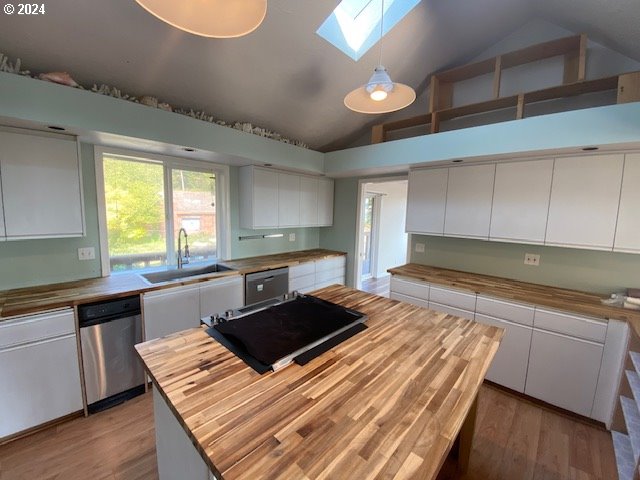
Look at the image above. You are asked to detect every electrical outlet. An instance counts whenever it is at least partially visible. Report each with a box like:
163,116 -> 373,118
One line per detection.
524,253 -> 540,266
289,233 -> 296,242
415,243 -> 425,253
78,247 -> 96,261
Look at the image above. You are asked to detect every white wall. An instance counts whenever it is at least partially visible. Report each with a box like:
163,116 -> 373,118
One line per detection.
365,181 -> 408,278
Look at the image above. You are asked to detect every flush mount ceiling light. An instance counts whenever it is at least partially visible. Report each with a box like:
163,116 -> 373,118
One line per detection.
136,0 -> 267,38
343,0 -> 416,114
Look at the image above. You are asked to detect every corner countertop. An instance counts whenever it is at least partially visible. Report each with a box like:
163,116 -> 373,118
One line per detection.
388,263 -> 640,326
135,285 -> 503,480
0,249 -> 346,319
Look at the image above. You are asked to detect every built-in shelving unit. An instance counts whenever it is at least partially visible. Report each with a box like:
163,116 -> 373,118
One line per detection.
371,34 -> 640,144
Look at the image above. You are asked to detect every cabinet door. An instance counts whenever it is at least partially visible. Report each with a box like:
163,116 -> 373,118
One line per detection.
406,168 -> 448,235
546,154 -> 624,250
299,176 -> 319,227
444,164 -> 495,239
525,329 -> 603,417
278,173 -> 301,227
0,164 -> 5,239
475,314 -> 532,393
317,178 -> 334,226
490,159 -> 553,244
614,153 -> 640,253
143,284 -> 201,341
199,276 -> 244,317
0,130 -> 84,238
0,309 -> 82,438
252,168 -> 279,228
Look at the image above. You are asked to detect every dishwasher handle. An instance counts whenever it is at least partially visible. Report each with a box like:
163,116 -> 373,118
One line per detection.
79,311 -> 141,329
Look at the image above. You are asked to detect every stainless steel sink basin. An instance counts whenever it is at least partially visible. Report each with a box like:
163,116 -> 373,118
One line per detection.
140,264 -> 235,284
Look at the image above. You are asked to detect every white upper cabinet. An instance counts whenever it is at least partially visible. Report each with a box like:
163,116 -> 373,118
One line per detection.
614,153 -> 640,253
239,166 -> 279,229
277,173 -> 300,227
239,166 -> 333,229
444,164 -> 495,239
0,129 -> 84,239
0,165 -> 5,239
317,177 -> 334,227
546,154 -> 624,250
299,176 -> 318,227
490,159 -> 554,244
406,168 -> 448,235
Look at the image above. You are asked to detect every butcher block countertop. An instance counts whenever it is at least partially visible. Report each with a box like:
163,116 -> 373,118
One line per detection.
0,249 -> 345,319
136,285 -> 503,480
219,248 -> 346,274
388,264 -> 640,326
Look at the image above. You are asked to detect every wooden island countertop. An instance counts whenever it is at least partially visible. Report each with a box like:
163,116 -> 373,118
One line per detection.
135,285 -> 503,480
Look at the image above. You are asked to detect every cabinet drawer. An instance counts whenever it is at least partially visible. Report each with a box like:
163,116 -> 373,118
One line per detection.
315,267 -> 345,283
429,301 -> 474,321
290,273 -> 315,292
429,286 -> 476,311
533,308 -> 607,343
390,276 -> 429,300
315,256 -> 346,272
476,295 -> 534,326
289,261 -> 315,279
390,292 -> 430,309
0,309 -> 75,349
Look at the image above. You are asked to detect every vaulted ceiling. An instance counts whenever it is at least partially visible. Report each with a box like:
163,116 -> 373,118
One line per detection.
0,0 -> 639,152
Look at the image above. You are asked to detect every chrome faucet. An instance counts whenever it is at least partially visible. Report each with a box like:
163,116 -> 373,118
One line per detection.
177,228 -> 190,269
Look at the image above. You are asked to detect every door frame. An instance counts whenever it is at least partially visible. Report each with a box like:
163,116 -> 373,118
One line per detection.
353,175 -> 408,290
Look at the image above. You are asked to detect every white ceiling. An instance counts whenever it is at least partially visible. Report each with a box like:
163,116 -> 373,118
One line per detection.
0,0 -> 638,151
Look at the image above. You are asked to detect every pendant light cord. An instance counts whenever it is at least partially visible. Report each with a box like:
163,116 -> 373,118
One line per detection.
378,0 -> 384,66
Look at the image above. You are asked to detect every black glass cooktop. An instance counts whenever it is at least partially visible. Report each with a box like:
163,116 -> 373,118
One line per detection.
206,294 -> 367,373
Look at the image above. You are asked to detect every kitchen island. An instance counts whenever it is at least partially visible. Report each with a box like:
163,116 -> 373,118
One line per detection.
135,285 -> 503,480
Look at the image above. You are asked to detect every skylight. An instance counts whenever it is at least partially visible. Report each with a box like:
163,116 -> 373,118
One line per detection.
317,0 -> 421,61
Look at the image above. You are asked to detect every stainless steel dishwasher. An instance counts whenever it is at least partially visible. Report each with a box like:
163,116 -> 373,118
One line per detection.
245,267 -> 289,305
78,296 -> 145,413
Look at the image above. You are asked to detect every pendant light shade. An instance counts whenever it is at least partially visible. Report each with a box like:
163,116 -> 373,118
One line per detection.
136,0 -> 267,38
344,65 -> 416,114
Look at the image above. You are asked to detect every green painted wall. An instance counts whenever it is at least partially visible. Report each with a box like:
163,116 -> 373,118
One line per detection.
318,177 -> 360,288
227,166 -> 320,259
0,143 -> 102,289
409,235 -> 640,295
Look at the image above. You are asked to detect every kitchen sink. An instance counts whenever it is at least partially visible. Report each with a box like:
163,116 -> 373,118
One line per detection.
140,264 -> 235,284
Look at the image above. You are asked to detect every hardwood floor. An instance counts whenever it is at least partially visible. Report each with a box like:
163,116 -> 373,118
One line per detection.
361,275 -> 390,297
0,385 -> 616,480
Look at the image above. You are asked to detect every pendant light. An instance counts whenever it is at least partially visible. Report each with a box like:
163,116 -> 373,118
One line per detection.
344,0 -> 416,114
136,0 -> 267,38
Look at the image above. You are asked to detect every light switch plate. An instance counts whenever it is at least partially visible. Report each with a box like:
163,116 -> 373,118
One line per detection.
524,253 -> 540,266
289,233 -> 296,242
415,243 -> 425,253
78,247 -> 95,261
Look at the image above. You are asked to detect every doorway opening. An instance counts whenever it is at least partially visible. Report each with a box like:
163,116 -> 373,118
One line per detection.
355,177 -> 408,295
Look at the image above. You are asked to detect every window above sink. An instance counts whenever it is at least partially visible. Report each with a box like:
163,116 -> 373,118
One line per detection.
95,147 -> 230,275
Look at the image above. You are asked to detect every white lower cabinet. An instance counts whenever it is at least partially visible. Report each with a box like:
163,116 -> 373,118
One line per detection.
525,328 -> 604,417
0,309 -> 83,438
199,276 -> 244,318
153,388 -> 211,480
143,284 -> 202,341
475,314 -> 532,393
314,257 -> 346,289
